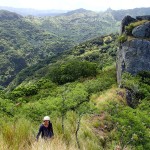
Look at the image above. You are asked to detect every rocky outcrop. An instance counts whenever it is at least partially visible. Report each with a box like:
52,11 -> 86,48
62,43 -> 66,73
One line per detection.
117,15 -> 150,106
117,15 -> 150,86
136,15 -> 150,21
132,22 -> 150,38
120,15 -> 136,34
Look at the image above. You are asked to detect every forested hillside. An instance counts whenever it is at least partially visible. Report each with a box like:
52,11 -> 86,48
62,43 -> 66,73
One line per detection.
6,34 -> 117,90
0,10 -> 74,87
0,8 -> 150,150
0,9 -> 118,88
1,7 -> 150,88
0,32 -> 149,150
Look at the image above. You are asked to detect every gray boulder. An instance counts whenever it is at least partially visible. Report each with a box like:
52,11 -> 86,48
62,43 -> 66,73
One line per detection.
132,22 -> 150,38
120,15 -> 136,34
117,39 -> 150,85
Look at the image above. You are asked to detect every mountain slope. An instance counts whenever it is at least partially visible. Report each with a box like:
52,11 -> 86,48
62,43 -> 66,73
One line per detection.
32,11 -> 118,43
0,9 -> 118,88
0,10 -> 22,19
1,7 -> 150,17
1,7 -> 150,87
26,7 -> 150,43
109,7 -> 150,21
0,33 -> 149,149
0,11 -> 149,150
0,11 -> 74,87
0,6 -> 68,16
7,34 -> 118,90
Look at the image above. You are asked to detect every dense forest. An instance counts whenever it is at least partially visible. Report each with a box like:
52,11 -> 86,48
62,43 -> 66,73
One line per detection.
0,8 -> 150,150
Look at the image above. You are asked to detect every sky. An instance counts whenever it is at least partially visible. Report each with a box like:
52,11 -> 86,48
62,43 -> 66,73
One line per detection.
0,0 -> 150,11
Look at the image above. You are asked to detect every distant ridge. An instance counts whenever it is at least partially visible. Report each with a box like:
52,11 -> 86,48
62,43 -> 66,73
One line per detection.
0,6 -> 150,17
63,8 -> 95,16
0,10 -> 22,20
109,7 -> 150,20
0,6 -> 68,16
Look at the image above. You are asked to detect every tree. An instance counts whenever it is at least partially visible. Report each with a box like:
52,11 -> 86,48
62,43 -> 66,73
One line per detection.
49,60 -> 97,84
56,83 -> 89,134
75,102 -> 95,149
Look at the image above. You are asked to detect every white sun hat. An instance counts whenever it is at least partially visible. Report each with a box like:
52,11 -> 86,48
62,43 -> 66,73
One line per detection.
43,116 -> 50,121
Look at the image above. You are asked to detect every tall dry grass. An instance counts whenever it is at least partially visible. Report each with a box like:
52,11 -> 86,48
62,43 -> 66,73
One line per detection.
31,137 -> 77,150
0,118 -> 33,150
0,136 -> 78,150
0,115 -> 103,150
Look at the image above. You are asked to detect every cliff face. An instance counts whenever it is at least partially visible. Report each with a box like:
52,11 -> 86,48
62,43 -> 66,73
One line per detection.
117,16 -> 150,85
117,39 -> 150,85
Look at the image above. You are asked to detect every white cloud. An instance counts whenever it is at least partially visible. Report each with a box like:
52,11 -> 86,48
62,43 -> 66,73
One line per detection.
0,0 -> 150,10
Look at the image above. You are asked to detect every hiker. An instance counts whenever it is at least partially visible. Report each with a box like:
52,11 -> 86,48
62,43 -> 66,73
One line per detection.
36,116 -> 54,140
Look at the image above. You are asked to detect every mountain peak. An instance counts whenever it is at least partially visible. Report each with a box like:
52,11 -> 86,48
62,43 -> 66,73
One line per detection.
72,8 -> 89,12
106,8 -> 113,12
64,8 -> 94,16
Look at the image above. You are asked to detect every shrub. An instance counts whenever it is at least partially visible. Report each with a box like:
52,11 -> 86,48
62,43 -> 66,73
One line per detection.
84,67 -> 116,94
103,36 -> 112,44
117,34 -> 127,43
49,60 -> 98,84
107,102 -> 150,149
122,72 -> 150,106
0,98 -> 15,117
11,85 -> 38,98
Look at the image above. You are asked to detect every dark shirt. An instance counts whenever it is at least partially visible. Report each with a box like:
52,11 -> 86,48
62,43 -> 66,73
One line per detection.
36,123 -> 54,140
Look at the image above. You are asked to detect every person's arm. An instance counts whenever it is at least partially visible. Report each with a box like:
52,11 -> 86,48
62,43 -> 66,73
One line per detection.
36,125 -> 42,140
51,123 -> 54,136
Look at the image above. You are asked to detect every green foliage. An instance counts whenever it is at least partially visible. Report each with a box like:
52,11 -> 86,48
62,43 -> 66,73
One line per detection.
92,71 -> 150,149
0,8 -> 120,87
138,71 -> 150,85
49,60 -> 98,84
122,72 -> 150,106
9,78 -> 57,103
2,33 -> 117,89
84,66 -> 116,94
117,34 -> 127,43
0,9 -> 150,150
0,98 -> 15,117
107,101 -> 150,149
11,85 -> 38,98
36,78 -> 57,89
0,16 -> 74,87
122,73 -> 140,92
38,12 -> 119,44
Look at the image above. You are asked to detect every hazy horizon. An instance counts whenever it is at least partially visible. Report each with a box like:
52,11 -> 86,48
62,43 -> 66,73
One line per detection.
0,0 -> 150,11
